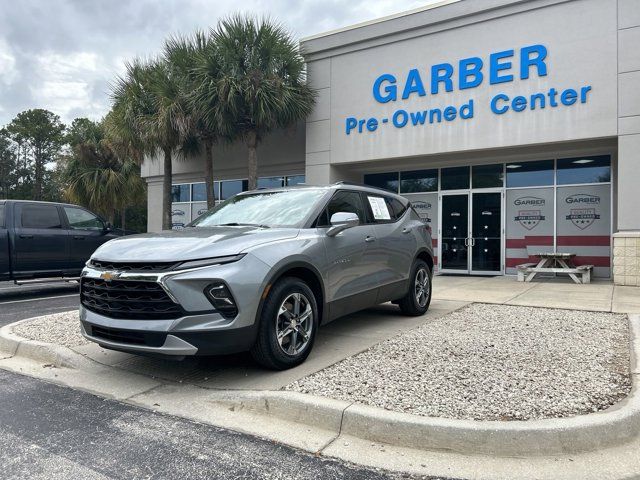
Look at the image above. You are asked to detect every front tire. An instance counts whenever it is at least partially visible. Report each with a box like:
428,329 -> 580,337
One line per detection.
250,277 -> 319,370
398,259 -> 432,316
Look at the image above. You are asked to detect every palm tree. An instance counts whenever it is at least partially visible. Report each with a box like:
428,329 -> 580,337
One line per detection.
63,118 -> 145,228
212,15 -> 316,190
164,32 -> 227,209
109,58 -> 188,230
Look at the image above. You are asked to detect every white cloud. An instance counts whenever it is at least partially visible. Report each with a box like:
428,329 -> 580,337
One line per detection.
0,39 -> 18,85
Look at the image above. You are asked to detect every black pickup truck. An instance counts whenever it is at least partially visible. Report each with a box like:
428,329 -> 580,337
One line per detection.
0,200 -> 123,282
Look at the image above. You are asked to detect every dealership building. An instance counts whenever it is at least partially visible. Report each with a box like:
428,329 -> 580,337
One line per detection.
141,0 -> 640,286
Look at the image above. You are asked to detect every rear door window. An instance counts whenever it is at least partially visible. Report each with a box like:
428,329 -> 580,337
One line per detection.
21,204 -> 62,229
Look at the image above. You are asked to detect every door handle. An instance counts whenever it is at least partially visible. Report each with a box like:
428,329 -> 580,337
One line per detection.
365,236 -> 376,243
470,238 -> 476,247
464,238 -> 469,247
73,236 -> 85,240
19,234 -> 33,239
401,228 -> 411,234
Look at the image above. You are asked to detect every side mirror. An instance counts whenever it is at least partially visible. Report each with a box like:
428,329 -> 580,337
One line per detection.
103,222 -> 112,233
326,212 -> 359,237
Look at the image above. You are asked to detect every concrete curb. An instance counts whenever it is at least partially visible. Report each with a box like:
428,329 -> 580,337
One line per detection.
0,317 -> 88,369
1,314 -> 639,457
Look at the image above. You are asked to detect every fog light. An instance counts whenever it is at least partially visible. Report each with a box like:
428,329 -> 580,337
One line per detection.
204,282 -> 238,318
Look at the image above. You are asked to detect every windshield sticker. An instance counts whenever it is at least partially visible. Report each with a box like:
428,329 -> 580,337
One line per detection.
368,196 -> 391,220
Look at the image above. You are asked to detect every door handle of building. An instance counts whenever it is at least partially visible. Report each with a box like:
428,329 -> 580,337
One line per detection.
365,236 -> 376,243
19,234 -> 33,239
470,238 -> 476,246
464,238 -> 469,247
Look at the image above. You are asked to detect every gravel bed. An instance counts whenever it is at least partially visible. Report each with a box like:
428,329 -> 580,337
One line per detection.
13,310 -> 89,349
286,304 -> 632,421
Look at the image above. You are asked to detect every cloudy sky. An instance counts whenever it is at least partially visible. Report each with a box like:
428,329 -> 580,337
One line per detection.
0,0 -> 441,127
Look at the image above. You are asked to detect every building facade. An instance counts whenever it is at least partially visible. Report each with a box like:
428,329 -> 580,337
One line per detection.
141,0 -> 640,286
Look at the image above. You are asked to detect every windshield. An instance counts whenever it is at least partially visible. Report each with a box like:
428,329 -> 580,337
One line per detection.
191,189 -> 327,228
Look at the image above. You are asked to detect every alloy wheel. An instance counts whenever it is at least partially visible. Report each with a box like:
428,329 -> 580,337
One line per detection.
414,267 -> 430,308
275,292 -> 314,356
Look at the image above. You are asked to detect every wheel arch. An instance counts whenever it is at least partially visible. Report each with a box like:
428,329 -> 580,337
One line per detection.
415,248 -> 434,275
256,261 -> 327,326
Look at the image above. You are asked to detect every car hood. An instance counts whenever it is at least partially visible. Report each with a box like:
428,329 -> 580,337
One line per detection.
91,227 -> 300,262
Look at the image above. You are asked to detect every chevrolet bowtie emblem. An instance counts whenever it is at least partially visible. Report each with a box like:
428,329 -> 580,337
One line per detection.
100,271 -> 118,282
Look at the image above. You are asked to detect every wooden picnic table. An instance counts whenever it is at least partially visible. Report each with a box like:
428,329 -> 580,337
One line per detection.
517,252 -> 593,284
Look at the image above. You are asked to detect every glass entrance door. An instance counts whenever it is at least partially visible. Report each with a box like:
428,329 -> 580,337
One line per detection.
471,192 -> 502,274
441,194 -> 469,271
440,192 -> 503,274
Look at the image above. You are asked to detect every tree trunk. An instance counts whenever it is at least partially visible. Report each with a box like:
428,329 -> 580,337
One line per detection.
162,148 -> 173,231
204,140 -> 215,209
246,130 -> 258,191
34,147 -> 43,201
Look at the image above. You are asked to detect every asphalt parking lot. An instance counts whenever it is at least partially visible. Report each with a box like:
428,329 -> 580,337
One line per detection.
0,281 -> 80,326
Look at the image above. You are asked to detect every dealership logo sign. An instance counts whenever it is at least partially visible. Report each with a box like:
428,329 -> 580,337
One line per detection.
566,208 -> 599,230
343,43 -> 593,136
565,194 -> 600,204
514,196 -> 545,207
515,210 -> 545,230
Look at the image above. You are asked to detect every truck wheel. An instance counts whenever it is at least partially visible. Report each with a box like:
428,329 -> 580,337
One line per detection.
250,277 -> 319,370
398,259 -> 432,316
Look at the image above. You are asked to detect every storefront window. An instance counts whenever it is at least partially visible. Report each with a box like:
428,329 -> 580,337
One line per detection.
472,164 -> 503,188
171,184 -> 190,202
258,176 -> 284,189
441,166 -> 469,190
363,172 -> 399,192
400,169 -> 438,193
192,183 -> 206,202
220,179 -> 248,200
556,155 -> 610,185
506,160 -> 554,188
286,175 -> 305,186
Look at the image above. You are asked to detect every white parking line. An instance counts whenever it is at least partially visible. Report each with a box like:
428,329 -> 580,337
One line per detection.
0,294 -> 79,305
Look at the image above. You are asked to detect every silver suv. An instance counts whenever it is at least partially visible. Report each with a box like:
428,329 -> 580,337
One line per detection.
79,183 -> 433,370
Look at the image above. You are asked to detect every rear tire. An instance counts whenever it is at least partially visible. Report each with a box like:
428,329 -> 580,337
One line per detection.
250,277 -> 319,370
398,259 -> 432,316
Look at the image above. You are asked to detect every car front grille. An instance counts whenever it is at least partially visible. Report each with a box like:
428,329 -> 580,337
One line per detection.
89,259 -> 179,272
81,278 -> 184,320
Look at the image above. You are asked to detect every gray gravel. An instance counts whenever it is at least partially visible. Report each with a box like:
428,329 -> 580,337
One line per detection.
13,310 -> 88,349
286,304 -> 632,421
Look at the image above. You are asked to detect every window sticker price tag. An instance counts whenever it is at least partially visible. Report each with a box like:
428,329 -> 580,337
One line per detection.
368,196 -> 391,220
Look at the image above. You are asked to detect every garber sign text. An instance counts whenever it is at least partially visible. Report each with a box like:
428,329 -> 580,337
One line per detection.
345,44 -> 592,135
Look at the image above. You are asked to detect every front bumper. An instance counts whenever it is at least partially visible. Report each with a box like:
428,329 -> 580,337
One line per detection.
79,253 -> 272,356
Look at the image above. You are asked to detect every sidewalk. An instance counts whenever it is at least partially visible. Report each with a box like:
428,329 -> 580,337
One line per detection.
432,275 -> 640,313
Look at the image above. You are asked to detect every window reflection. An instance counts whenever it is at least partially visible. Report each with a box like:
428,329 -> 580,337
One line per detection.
441,166 -> 470,190
472,164 -> 503,188
506,160 -> 554,188
363,172 -> 399,193
557,156 -> 610,185
400,169 -> 438,193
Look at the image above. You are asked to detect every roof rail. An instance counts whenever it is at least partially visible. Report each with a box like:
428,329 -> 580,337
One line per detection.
333,181 -> 397,195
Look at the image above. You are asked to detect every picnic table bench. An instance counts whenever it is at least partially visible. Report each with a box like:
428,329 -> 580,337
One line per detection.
516,252 -> 593,284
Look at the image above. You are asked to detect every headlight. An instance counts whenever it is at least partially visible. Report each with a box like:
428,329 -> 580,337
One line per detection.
204,282 -> 238,318
175,254 -> 245,270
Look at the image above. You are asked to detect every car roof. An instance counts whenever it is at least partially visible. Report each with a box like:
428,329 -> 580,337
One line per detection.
238,182 -> 408,202
0,199 -> 80,208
